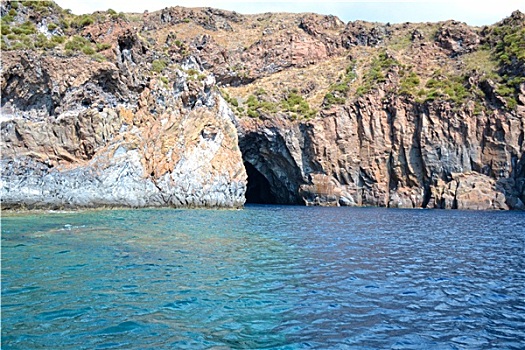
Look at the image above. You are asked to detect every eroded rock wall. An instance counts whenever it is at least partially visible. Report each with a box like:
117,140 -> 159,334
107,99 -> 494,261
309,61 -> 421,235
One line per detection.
236,93 -> 525,210
1,51 -> 246,209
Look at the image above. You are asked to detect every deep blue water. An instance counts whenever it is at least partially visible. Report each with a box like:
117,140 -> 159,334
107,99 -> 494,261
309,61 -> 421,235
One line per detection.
1,206 -> 525,349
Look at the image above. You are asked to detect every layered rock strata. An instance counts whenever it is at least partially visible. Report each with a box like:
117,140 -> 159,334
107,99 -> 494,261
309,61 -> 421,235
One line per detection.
1,51 -> 246,209
237,94 -> 524,210
1,1 -> 523,210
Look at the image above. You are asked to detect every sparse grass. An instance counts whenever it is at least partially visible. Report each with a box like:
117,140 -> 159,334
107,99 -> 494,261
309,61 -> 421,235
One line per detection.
151,59 -> 168,73
388,33 -> 412,51
281,90 -> 317,119
11,21 -> 36,35
356,50 -> 399,96
92,53 -> 106,62
399,71 -> 421,96
323,61 -> 357,108
72,14 -> 94,28
64,35 -> 90,51
462,48 -> 499,77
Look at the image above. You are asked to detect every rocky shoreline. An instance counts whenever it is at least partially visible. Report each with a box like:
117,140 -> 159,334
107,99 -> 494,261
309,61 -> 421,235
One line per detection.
1,1 -> 523,210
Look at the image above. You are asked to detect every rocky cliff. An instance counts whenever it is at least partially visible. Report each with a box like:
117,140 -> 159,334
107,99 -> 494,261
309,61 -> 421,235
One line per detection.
1,1 -> 524,209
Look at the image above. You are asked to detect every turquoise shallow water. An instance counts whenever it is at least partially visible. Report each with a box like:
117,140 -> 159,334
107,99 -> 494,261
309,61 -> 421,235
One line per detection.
1,206 -> 525,349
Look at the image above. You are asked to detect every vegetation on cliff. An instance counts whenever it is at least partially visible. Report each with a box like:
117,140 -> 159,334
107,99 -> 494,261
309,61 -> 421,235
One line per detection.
1,0 -> 523,118
1,0 -> 524,209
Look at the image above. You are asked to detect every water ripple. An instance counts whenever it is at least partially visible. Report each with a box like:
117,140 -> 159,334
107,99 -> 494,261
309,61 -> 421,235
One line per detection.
2,206 -> 524,349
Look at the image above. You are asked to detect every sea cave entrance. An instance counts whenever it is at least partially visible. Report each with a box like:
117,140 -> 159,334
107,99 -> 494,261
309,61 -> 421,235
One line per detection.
244,162 -> 278,204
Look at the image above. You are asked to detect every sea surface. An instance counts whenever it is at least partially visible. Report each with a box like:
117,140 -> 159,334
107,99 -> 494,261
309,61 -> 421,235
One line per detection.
2,206 -> 525,349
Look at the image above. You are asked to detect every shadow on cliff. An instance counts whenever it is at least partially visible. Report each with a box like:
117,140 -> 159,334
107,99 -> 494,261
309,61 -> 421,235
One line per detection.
497,153 -> 525,209
244,162 -> 278,204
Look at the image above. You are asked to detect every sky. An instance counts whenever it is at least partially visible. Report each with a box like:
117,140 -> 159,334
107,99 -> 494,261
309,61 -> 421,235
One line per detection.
54,1 -> 524,26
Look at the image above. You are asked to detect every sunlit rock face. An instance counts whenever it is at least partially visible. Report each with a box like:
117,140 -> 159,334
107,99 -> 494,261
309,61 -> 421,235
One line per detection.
1,51 -> 246,209
1,2 -> 523,210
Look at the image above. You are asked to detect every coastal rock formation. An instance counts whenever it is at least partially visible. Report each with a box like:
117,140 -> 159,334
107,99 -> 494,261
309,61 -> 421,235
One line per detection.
1,1 -> 523,210
1,50 -> 246,209
236,92 -> 524,209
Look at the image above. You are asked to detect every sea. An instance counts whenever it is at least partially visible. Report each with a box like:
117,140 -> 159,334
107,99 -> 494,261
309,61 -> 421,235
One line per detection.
1,205 -> 524,349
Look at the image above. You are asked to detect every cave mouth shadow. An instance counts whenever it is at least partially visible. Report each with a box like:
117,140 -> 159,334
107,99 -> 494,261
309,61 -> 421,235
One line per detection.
244,162 -> 278,204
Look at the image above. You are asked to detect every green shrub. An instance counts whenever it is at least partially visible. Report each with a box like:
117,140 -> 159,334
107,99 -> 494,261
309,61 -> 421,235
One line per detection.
11,21 -> 36,35
484,20 -> 525,110
8,9 -> 17,16
355,52 -> 399,96
96,42 -> 112,51
160,76 -> 169,86
22,1 -> 53,15
151,59 -> 168,73
281,91 -> 315,118
254,88 -> 267,96
107,8 -> 117,15
2,15 -> 14,25
1,25 -> 11,35
73,14 -> 94,28
356,85 -> 369,96
65,35 -> 90,51
82,45 -> 95,55
60,19 -> 70,29
35,33 -> 56,49
324,92 -> 345,107
247,109 -> 259,118
47,22 -> 58,31
11,1 -> 19,9
399,71 -> 421,96
505,97 -> 518,109
186,68 -> 199,76
332,82 -> 349,94
51,35 -> 65,44
11,41 -> 26,50
0,38 -> 8,50
244,94 -> 278,117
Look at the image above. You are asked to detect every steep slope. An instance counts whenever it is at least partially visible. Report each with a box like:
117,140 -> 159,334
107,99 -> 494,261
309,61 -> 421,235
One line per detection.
0,2 -> 246,209
1,1 -> 523,209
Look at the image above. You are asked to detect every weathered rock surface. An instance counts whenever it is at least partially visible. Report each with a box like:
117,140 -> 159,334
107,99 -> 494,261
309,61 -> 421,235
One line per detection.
1,1 -> 523,210
236,91 -> 525,209
1,50 -> 246,209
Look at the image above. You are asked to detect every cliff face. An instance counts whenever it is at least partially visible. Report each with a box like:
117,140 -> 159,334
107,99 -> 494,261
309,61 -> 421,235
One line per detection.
1,1 -> 524,209
1,50 -> 246,209
237,93 -> 524,210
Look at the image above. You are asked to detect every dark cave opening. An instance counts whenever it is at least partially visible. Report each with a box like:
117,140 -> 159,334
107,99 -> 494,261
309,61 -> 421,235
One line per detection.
244,162 -> 278,204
